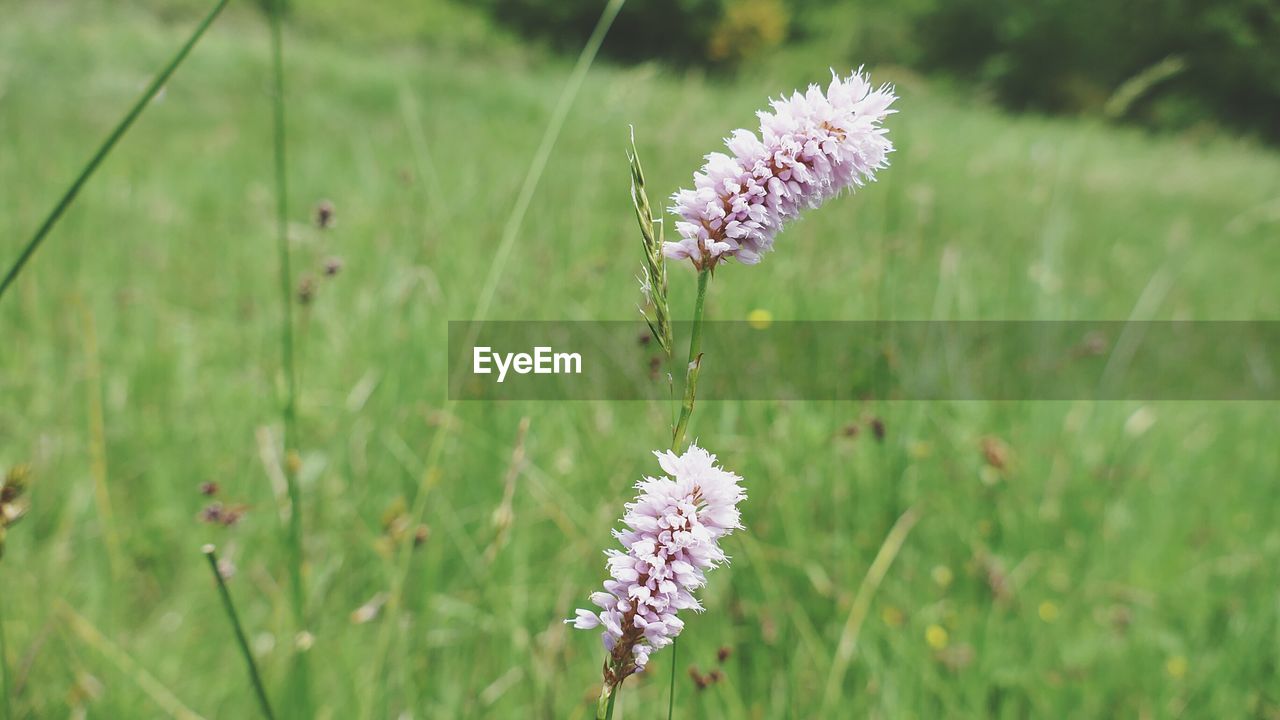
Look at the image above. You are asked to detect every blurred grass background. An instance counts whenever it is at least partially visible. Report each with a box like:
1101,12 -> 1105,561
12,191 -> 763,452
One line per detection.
1,0 -> 1279,717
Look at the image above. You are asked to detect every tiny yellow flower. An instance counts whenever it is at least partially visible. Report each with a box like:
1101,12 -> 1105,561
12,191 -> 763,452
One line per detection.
979,465 -> 1001,487
1038,601 -> 1060,623
925,624 -> 949,650
1165,655 -> 1188,679
881,606 -> 905,628
747,308 -> 773,330
931,565 -> 954,589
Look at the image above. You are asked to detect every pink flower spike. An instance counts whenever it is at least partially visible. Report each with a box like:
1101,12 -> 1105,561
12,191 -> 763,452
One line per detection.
566,444 -> 747,683
666,68 -> 896,270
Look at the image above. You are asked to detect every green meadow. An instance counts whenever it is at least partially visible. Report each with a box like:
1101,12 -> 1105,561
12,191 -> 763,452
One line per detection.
2,1 -> 1279,717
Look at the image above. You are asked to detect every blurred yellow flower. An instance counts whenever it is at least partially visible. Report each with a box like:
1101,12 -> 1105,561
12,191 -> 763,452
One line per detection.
881,606 -> 905,627
1166,655 -> 1188,679
1038,601 -> 1060,623
747,308 -> 773,329
931,565 -> 953,589
925,624 -> 949,650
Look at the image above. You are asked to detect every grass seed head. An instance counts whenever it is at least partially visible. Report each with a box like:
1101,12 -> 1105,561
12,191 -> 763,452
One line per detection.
315,199 -> 335,229
629,127 -> 673,356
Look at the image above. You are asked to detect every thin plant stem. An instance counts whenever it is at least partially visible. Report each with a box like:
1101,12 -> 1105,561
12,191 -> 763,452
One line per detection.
820,506 -> 920,711
604,266 -> 716,712
596,681 -> 616,720
671,268 -> 711,452
203,546 -> 276,720
0,0 -> 230,303
263,4 -> 310,717
59,601 -> 205,720
81,303 -> 125,581
1,581 -> 11,720
266,0 -> 304,628
660,267 -> 711,720
359,2 -> 626,716
666,637 -> 678,720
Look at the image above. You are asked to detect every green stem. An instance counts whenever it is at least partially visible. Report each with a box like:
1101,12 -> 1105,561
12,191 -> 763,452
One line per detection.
266,5 -> 312,718
1,579 -> 11,720
203,546 -> 275,720
0,0 -> 230,303
596,680 -> 618,720
265,0 -> 305,634
662,634 -> 681,715
661,266 -> 712,720
671,268 -> 711,451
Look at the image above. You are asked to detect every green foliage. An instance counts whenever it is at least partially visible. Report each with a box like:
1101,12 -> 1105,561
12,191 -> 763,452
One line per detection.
481,0 -> 789,65
2,2 -> 1280,717
914,0 -> 1280,139
707,0 -> 790,64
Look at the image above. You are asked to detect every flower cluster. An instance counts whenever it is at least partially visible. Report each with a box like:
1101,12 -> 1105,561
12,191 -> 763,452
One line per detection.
666,69 -> 896,269
568,445 -> 746,683
0,464 -> 31,561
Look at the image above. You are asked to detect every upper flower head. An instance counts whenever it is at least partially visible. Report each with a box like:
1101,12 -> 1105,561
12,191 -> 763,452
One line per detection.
666,69 -> 896,270
567,444 -> 746,684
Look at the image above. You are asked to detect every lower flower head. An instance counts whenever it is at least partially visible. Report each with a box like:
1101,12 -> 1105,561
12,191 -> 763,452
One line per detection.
567,444 -> 747,682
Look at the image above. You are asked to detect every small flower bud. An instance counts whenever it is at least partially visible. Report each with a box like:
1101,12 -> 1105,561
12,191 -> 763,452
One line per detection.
297,275 -> 315,305
314,200 -> 335,229
870,417 -> 886,442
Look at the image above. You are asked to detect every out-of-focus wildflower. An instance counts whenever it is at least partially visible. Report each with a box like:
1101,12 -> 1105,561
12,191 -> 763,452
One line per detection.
0,464 -> 32,560
297,274 -> 315,305
667,69 -> 896,269
870,417 -> 886,442
1038,600 -> 1060,623
707,0 -> 789,65
351,592 -> 389,624
198,501 -> 249,528
567,444 -> 747,688
925,624 -> 949,650
688,666 -> 724,691
881,606 -> 905,627
931,564 -> 954,589
746,308 -> 773,329
315,199 -> 335,229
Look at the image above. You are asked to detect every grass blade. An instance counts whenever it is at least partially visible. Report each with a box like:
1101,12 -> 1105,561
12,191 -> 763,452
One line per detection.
1,580 -> 10,720
360,1 -> 627,714
262,3 -> 312,716
821,506 -> 920,710
264,0 -> 304,621
59,602 -> 206,720
0,0 -> 231,303
80,303 -> 125,581
203,546 -> 276,720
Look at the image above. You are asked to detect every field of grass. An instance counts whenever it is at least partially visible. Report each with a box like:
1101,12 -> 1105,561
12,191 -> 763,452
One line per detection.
2,1 -> 1279,718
